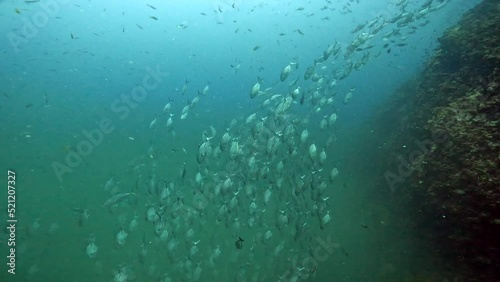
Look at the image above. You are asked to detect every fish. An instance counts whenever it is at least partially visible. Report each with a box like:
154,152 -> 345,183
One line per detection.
329,167 -> 339,183
163,101 -> 171,113
197,142 -> 208,164
71,208 -> 89,227
367,16 -> 381,28
291,87 -> 300,100
421,0 -> 433,8
250,82 -> 260,99
102,192 -> 136,208
86,241 -> 98,258
309,143 -> 317,160
179,163 -> 186,180
235,237 -> 244,249
280,64 -> 292,82
351,22 -> 367,33
116,228 -> 127,245
149,118 -> 158,129
43,91 -> 49,106
149,16 -> 158,20
146,4 -> 156,9
229,140 -> 239,160
304,63 -> 316,80
69,32 -> 79,39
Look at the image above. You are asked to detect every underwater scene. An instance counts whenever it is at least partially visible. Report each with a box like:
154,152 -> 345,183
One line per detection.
1,0 -> 498,281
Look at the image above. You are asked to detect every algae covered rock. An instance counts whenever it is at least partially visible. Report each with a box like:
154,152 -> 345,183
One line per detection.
376,0 -> 500,280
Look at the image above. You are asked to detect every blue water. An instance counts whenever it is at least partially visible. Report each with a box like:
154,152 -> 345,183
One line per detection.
0,0 -> 483,281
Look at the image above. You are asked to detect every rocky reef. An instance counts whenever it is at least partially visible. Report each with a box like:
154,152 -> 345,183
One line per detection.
375,0 -> 499,280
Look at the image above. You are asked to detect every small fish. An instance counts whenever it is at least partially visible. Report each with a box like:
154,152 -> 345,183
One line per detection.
136,24 -> 143,30
149,118 -> 157,129
295,29 -> 304,35
71,208 -> 89,227
25,103 -> 33,108
361,224 -> 368,229
341,247 -> 349,256
43,91 -> 49,106
235,237 -> 244,249
252,45 -> 260,51
146,4 -> 156,10
15,8 -> 21,14
102,192 -> 136,208
351,22 -> 367,33
149,16 -> 158,20
179,163 -> 187,180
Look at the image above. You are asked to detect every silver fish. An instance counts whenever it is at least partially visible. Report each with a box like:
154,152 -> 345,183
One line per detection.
102,192 -> 136,208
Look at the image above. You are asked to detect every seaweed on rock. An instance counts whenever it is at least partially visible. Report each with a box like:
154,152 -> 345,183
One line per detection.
374,0 -> 500,280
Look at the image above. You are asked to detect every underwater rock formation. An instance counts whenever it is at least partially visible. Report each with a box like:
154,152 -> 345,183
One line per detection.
376,0 -> 499,280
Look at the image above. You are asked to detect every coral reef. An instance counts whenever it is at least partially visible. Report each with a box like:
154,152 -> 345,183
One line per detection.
375,0 -> 500,280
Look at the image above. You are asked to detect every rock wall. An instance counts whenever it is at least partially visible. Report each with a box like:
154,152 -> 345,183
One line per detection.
376,0 -> 499,280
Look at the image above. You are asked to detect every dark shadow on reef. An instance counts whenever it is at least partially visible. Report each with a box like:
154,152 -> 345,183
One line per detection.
370,0 -> 500,281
